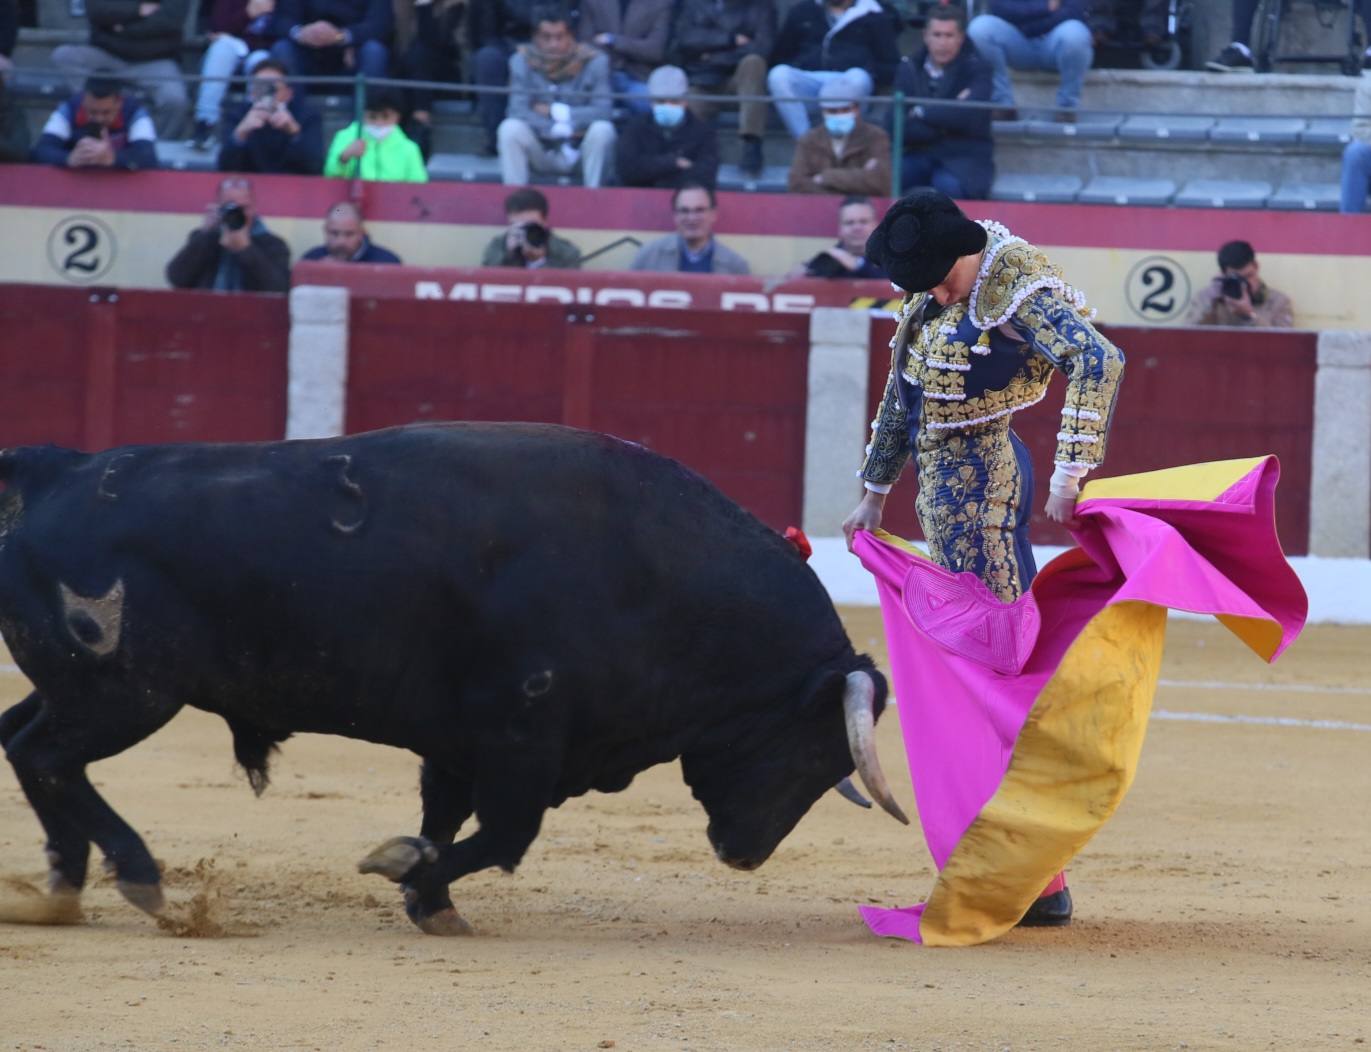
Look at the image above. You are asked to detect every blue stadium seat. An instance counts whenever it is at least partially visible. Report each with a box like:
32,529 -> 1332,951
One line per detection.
1077,176 -> 1177,206
1020,112 -> 1124,141
1117,114 -> 1216,142
989,173 -> 1083,203
1267,182 -> 1341,210
426,152 -> 502,183
430,99 -> 476,118
1174,179 -> 1273,208
715,163 -> 790,193
1301,117 -> 1354,146
156,141 -> 220,173
1209,117 -> 1306,145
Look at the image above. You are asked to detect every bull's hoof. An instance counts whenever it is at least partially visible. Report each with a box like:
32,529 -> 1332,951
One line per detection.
117,881 -> 165,916
357,836 -> 438,882
415,907 -> 473,937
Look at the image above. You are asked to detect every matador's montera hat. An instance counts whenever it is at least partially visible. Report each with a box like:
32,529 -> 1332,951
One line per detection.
865,189 -> 989,294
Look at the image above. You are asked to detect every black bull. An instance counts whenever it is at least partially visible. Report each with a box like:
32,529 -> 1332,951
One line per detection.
0,423 -> 905,935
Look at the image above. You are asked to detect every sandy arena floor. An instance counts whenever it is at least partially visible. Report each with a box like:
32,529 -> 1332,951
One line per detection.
0,616 -> 1368,1051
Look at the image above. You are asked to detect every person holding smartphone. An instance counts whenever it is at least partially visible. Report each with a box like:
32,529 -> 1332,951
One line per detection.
218,57 -> 323,173
1185,239 -> 1294,328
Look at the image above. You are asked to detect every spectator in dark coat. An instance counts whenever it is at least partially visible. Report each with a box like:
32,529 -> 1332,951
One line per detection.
470,0 -> 538,153
968,0 -> 1093,119
270,0 -> 392,85
580,0 -> 670,114
616,64 -> 719,190
218,58 -> 323,173
766,0 -> 900,139
190,0 -> 278,148
670,0 -> 774,178
300,201 -> 402,263
51,0 -> 190,136
0,57 -> 30,163
31,78 -> 159,169
892,6 -> 993,199
390,0 -> 465,158
166,176 -> 291,292
786,195 -> 886,279
0,0 -> 17,58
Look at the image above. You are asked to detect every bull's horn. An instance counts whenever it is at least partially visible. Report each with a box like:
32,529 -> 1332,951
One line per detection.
843,671 -> 910,825
834,777 -> 872,809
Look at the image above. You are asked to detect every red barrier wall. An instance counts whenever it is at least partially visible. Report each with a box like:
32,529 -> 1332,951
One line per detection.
0,284 -> 288,451
347,301 -> 811,530
867,321 -> 1316,554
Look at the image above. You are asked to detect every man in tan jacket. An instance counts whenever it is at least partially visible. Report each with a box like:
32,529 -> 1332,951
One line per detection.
786,75 -> 891,196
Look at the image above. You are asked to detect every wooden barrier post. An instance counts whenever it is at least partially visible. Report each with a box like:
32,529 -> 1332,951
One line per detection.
1310,330 -> 1371,558
803,307 -> 871,536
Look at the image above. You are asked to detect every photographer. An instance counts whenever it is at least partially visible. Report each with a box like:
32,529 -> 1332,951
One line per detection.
480,188 -> 583,270
1186,240 -> 1293,329
31,76 -> 158,169
166,175 -> 291,292
217,58 -> 322,175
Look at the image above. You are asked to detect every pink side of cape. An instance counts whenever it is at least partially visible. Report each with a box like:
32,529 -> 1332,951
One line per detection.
853,458 -> 1306,943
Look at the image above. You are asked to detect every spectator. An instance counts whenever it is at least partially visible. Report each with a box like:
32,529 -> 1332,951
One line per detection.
51,0 -> 190,137
324,87 -> 428,180
391,0 -> 465,158
892,4 -> 993,199
1186,240 -> 1293,328
189,0 -> 277,149
1341,71 -> 1371,214
270,0 -> 391,85
786,195 -> 886,279
1,0 -> 16,59
470,0 -> 538,155
0,55 -> 30,163
616,64 -> 719,190
766,0 -> 899,140
497,7 -> 616,189
1208,0 -> 1371,72
480,186 -> 583,269
787,74 -> 889,195
670,0 -> 774,179
301,200 -> 402,263
580,0 -> 670,114
967,0 -> 1093,121
31,76 -> 158,169
166,175 -> 291,292
1090,0 -> 1170,50
630,182 -> 750,274
218,58 -> 323,174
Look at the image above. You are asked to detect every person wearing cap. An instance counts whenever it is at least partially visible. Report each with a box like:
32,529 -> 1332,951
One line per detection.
786,75 -> 890,196
842,189 -> 1125,925
616,64 -> 720,190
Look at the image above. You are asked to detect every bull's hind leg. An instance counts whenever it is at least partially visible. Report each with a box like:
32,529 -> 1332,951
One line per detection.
4,692 -> 180,919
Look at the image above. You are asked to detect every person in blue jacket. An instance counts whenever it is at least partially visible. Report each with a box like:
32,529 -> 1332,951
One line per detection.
31,77 -> 158,169
967,0 -> 1094,120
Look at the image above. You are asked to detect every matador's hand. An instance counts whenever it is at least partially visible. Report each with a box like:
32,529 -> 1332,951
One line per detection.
843,491 -> 886,553
1044,492 -> 1080,529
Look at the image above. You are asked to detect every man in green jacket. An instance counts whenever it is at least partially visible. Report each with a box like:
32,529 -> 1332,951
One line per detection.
324,88 -> 428,182
480,187 -> 582,269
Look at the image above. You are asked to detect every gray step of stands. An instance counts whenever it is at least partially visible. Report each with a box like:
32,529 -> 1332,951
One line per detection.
1078,176 -> 1178,207
989,173 -> 1083,204
1267,182 -> 1343,210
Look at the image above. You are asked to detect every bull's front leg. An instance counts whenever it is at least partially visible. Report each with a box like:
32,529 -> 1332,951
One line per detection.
359,745 -> 556,936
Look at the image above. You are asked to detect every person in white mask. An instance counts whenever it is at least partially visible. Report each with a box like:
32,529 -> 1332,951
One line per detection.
786,74 -> 890,196
615,64 -> 719,190
323,87 -> 429,182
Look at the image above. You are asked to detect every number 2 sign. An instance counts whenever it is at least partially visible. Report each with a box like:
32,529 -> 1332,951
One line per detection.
46,215 -> 117,284
1125,255 -> 1191,323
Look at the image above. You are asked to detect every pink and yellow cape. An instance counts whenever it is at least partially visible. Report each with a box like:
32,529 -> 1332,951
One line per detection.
853,456 -> 1307,946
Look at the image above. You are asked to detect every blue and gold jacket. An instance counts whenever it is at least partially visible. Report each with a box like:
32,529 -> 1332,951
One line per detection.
861,222 -> 1125,487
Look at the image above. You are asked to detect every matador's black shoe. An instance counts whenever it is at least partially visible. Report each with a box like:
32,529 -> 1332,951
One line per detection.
1017,887 -> 1073,927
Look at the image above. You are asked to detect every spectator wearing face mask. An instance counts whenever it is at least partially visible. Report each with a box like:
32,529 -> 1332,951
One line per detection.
786,74 -> 889,195
324,87 -> 428,181
616,64 -> 719,190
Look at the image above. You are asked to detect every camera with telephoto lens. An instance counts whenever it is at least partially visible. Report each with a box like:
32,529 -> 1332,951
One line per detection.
521,221 -> 550,250
1221,272 -> 1247,299
218,202 -> 248,232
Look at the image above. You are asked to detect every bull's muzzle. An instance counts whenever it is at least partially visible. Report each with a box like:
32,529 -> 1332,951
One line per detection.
843,671 -> 910,825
